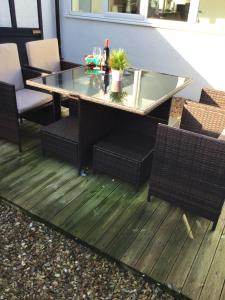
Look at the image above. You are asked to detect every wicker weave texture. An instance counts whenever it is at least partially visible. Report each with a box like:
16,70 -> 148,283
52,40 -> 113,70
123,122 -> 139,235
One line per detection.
93,125 -> 156,188
0,81 -> 20,147
41,116 -> 79,165
200,88 -> 225,109
181,100 -> 225,138
149,123 -> 225,227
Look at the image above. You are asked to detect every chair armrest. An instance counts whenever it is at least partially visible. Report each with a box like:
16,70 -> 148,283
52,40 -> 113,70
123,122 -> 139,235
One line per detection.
60,60 -> 83,71
21,68 -> 51,95
23,65 -> 51,75
21,67 -> 43,81
0,81 -> 17,114
181,100 -> 225,138
200,88 -> 225,109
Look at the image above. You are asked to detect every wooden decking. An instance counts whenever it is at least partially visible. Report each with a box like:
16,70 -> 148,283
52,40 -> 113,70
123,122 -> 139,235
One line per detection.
0,121 -> 225,300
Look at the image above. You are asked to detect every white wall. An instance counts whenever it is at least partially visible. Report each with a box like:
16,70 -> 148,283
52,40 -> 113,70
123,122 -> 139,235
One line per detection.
60,2 -> 225,100
41,0 -> 56,39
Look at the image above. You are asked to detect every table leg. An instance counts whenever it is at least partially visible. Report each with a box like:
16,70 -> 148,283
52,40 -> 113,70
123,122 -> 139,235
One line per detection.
53,92 -> 61,121
78,100 -> 115,172
149,97 -> 172,123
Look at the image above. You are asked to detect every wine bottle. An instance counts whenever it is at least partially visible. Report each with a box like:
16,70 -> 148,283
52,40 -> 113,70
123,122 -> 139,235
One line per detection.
103,72 -> 109,94
103,39 -> 110,71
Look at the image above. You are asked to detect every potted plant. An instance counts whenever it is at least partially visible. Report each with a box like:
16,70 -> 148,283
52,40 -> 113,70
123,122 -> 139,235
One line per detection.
109,48 -> 128,83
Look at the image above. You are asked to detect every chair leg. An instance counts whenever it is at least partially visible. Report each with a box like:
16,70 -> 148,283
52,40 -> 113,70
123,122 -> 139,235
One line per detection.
147,189 -> 152,202
18,127 -> 22,152
18,139 -> 22,152
42,147 -> 46,157
211,219 -> 218,231
135,186 -> 139,193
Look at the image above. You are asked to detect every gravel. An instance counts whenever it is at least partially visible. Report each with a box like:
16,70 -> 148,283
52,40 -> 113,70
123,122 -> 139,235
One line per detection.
0,199 -> 182,300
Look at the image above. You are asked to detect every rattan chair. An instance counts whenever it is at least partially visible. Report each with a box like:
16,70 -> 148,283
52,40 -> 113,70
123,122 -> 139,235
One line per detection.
0,43 -> 54,152
25,38 -> 81,115
93,112 -> 164,189
148,101 -> 225,230
200,88 -> 225,109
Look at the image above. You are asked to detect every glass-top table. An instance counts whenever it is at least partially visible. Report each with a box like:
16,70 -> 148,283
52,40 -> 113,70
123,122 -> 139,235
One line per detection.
27,66 -> 191,115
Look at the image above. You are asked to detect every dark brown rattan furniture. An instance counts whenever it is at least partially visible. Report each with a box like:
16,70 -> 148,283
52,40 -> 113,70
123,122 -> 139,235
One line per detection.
0,43 -> 58,151
148,101 -> 225,230
200,88 -> 225,109
41,116 -> 79,165
41,100 -> 116,172
0,69 -> 55,152
25,38 -> 82,116
93,113 -> 164,189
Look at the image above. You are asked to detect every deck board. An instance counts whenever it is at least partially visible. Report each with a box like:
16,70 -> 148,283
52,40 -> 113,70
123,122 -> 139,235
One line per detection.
150,213 -> 196,283
0,121 -> 225,300
182,208 -> 225,299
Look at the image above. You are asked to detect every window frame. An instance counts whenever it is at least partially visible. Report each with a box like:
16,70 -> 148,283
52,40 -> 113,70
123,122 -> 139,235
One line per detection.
70,0 -> 149,20
69,0 -> 225,34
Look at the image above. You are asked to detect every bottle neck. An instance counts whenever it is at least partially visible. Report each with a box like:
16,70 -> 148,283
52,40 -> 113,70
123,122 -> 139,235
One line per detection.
104,39 -> 109,48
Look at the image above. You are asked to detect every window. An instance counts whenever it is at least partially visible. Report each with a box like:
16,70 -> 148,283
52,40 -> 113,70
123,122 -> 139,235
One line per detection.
109,0 -> 140,14
14,0 -> 39,28
148,1 -> 191,22
71,0 -> 191,20
72,0 -> 104,14
0,0 -> 12,27
70,0 -> 224,27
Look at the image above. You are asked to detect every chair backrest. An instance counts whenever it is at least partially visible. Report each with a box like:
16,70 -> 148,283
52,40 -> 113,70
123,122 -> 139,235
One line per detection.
26,38 -> 61,73
180,100 -> 225,138
149,123 -> 225,222
0,43 -> 24,91
200,88 -> 225,109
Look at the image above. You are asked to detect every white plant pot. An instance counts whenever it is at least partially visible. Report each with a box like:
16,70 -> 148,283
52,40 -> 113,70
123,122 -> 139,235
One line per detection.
111,69 -> 123,82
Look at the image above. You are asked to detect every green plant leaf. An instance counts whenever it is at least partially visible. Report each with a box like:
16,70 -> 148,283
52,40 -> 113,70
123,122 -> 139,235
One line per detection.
109,49 -> 128,71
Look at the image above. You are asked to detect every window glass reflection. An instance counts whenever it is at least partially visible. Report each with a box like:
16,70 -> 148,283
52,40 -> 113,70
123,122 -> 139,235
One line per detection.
72,0 -> 104,13
148,0 -> 190,21
109,0 -> 140,14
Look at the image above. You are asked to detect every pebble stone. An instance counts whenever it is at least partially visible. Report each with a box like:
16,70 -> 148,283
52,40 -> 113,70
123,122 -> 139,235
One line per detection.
0,199 -> 182,300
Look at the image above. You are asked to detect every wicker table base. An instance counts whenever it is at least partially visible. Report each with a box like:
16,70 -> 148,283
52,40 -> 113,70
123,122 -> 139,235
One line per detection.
93,130 -> 155,189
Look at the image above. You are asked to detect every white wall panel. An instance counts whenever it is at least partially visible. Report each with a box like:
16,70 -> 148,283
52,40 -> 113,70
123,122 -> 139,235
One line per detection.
14,0 -> 39,28
0,0 -> 12,27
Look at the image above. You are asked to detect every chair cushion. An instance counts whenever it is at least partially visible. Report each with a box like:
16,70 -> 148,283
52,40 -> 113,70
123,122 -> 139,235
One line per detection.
218,129 -> 225,141
26,38 -> 60,72
16,88 -> 52,114
0,43 -> 24,91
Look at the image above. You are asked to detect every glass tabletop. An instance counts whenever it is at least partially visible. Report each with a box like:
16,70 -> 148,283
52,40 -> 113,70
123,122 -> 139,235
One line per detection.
28,66 -> 191,115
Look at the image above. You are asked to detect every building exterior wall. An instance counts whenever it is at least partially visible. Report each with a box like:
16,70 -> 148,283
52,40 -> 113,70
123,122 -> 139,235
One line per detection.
60,1 -> 225,100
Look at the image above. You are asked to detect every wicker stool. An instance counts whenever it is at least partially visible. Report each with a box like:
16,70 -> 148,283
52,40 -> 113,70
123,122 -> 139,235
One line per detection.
40,116 -> 79,165
93,130 -> 155,189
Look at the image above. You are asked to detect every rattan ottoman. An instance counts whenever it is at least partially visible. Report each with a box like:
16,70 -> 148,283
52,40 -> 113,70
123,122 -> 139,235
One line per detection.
93,130 -> 155,189
40,116 -> 79,165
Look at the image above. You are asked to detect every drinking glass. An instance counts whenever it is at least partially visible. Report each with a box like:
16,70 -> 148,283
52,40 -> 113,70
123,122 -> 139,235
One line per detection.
93,47 -> 102,67
93,47 -> 102,58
